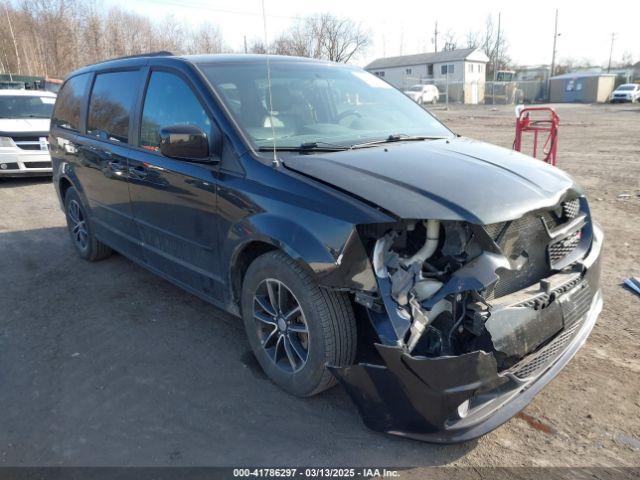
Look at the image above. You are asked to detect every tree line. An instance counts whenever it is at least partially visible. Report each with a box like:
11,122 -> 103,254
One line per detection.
0,0 -> 371,79
6,1 -> 627,83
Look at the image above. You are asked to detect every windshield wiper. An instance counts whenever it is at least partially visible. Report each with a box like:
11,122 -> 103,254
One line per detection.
258,141 -> 349,153
350,134 -> 448,149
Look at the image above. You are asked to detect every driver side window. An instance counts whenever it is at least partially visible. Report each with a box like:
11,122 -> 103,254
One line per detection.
140,71 -> 212,152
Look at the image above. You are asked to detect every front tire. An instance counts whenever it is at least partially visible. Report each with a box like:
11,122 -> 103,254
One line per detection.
64,187 -> 112,261
241,251 -> 356,397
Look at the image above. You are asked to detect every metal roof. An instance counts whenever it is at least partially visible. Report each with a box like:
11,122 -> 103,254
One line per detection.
365,48 -> 485,70
550,71 -> 616,80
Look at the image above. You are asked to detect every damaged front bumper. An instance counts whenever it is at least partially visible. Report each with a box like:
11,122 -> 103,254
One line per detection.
330,224 -> 603,443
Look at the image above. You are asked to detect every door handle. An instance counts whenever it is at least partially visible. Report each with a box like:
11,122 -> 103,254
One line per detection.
108,159 -> 126,172
129,165 -> 149,179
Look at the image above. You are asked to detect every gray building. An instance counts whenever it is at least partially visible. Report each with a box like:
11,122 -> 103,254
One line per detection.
549,72 -> 616,103
365,48 -> 490,104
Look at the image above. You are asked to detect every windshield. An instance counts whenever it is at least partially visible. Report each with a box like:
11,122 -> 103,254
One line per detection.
198,61 -> 452,150
408,85 -> 424,92
0,95 -> 55,119
616,85 -> 636,91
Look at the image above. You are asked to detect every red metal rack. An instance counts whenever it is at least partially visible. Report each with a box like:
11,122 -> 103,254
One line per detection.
514,107 -> 560,166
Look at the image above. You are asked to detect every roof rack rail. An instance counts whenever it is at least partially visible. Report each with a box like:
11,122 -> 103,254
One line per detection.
88,51 -> 174,67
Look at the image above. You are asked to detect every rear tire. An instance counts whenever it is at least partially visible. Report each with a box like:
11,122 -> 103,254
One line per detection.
64,187 -> 112,261
241,250 -> 356,397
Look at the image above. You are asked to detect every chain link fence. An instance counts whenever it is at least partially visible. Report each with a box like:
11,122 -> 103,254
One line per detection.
401,77 -> 548,106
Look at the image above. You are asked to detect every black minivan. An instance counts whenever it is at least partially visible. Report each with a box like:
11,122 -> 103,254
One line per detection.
51,53 -> 603,442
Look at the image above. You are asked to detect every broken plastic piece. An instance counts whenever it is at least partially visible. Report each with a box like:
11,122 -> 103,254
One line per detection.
623,277 -> 640,297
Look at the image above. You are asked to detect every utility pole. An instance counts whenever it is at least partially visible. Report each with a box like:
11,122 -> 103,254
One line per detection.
493,12 -> 501,81
433,21 -> 439,53
550,9 -> 559,77
244,35 -> 248,54
548,9 -> 559,102
607,33 -> 616,72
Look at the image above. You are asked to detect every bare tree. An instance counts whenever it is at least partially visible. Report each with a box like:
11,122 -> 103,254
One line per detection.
0,2 -> 369,79
309,13 -> 370,62
154,15 -> 185,53
465,15 -> 510,78
246,38 -> 267,54
618,51 -> 634,68
442,29 -> 457,51
268,13 -> 370,63
554,57 -> 595,75
271,22 -> 314,57
187,22 -> 226,54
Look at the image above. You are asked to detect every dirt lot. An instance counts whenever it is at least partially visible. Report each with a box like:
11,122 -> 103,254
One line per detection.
0,103 -> 639,469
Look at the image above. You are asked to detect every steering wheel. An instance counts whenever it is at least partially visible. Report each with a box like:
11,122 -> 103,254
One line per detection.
336,110 -> 362,123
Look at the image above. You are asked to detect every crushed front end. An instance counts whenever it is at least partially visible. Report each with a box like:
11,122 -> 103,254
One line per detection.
330,194 -> 603,443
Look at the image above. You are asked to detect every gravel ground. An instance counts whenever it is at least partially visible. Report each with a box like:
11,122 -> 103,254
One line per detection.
0,103 -> 638,469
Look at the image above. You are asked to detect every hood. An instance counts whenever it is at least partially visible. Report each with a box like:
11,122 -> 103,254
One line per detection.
0,118 -> 51,134
283,137 -> 578,225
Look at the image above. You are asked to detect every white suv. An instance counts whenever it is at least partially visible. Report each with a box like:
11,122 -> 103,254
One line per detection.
0,89 -> 56,177
610,83 -> 640,103
404,84 -> 440,105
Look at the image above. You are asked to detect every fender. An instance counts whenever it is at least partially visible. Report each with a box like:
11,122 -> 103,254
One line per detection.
226,212 -> 378,294
53,162 -> 91,212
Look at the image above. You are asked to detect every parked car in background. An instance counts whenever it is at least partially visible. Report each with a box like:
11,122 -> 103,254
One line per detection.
0,81 -> 26,90
404,84 -> 439,104
51,53 -> 602,443
610,83 -> 640,103
0,89 -> 56,176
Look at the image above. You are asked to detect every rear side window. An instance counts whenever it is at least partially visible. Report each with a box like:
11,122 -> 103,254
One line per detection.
87,70 -> 141,143
52,74 -> 90,132
140,71 -> 211,151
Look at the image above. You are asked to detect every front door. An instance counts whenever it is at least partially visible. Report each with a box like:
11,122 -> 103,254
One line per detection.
75,69 -> 143,259
127,69 -> 223,302
471,81 -> 478,104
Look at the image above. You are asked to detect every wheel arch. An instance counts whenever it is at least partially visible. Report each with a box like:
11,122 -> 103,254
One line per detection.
230,240 -> 279,310
56,172 -> 90,212
226,212 -> 366,310
59,176 -> 73,202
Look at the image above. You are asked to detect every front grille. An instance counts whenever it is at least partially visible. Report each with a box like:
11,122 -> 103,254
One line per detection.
548,230 -> 581,264
10,135 -> 48,151
15,143 -> 41,150
24,161 -> 51,169
485,213 -> 552,299
509,281 -> 592,380
11,135 -> 40,142
13,136 -> 46,151
484,198 -> 586,300
563,199 -> 580,219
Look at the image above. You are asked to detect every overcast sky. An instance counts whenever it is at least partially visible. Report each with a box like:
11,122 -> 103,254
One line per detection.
108,0 -> 639,67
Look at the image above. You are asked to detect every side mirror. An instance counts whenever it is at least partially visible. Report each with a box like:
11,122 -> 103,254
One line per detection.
159,124 -> 213,162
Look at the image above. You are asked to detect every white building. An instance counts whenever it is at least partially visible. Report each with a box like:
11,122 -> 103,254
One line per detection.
365,48 -> 490,104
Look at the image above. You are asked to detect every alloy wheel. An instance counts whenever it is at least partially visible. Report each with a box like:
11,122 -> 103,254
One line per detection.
67,199 -> 89,251
253,278 -> 309,373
